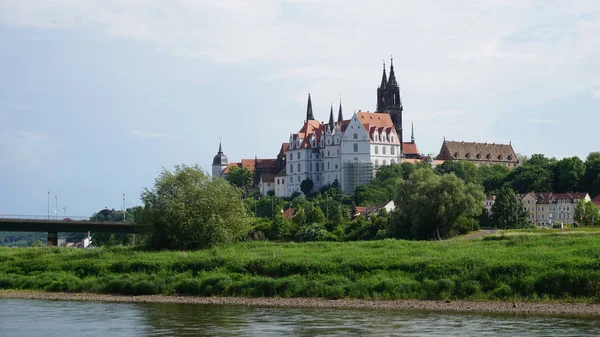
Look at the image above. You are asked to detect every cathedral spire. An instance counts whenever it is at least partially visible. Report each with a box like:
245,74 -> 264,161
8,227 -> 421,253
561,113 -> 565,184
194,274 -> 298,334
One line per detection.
379,60 -> 387,89
328,104 -> 334,131
306,93 -> 315,121
388,56 -> 398,87
218,138 -> 223,153
337,96 -> 343,123
411,121 -> 415,143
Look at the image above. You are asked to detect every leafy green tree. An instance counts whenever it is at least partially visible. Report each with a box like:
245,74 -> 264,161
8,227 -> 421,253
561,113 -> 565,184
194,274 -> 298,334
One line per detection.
574,199 -> 600,226
388,168 -> 484,240
553,156 -> 586,193
353,184 -> 389,206
580,152 -> 600,197
140,164 -> 251,250
490,186 -> 530,229
269,210 -> 294,240
400,162 -> 416,180
435,160 -> 480,184
300,178 -> 314,195
507,165 -> 553,193
254,196 -> 286,218
478,164 -> 510,194
225,166 -> 253,190
307,206 -> 326,225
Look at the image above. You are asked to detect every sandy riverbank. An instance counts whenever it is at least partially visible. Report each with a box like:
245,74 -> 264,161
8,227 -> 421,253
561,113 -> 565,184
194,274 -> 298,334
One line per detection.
2,290 -> 599,316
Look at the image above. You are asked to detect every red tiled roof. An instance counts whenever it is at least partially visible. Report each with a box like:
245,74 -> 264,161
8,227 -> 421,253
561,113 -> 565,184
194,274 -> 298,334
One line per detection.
279,143 -> 289,156
592,195 -> 600,204
222,162 -> 241,174
239,159 -> 277,172
402,142 -> 419,155
275,168 -> 286,177
283,207 -> 295,219
260,174 -> 275,183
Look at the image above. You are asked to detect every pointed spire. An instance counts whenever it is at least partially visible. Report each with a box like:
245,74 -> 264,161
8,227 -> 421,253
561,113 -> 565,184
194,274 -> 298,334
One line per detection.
306,93 -> 314,121
388,56 -> 398,87
337,95 -> 343,123
218,138 -> 223,154
379,60 -> 387,89
411,121 -> 415,143
328,104 -> 334,131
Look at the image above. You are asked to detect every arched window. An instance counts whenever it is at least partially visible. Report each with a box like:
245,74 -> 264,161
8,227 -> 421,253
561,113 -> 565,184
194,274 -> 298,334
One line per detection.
382,133 -> 386,142
375,146 -> 378,154
374,133 -> 378,142
298,152 -> 301,159
375,159 -> 379,167
289,164 -> 293,173
353,133 -> 358,139
382,146 -> 386,155
327,162 -> 330,169
391,146 -> 395,155
353,143 -> 358,152
297,163 -> 301,172
390,134 -> 394,142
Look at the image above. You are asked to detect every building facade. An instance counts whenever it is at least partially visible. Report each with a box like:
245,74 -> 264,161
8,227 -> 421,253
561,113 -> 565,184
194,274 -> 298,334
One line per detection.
437,141 -> 519,169
520,192 -> 590,226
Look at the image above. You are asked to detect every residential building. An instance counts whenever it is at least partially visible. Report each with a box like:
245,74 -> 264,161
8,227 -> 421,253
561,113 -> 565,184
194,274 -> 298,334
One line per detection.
274,169 -> 286,197
520,192 -> 590,226
258,174 -> 275,196
436,140 -> 519,169
593,195 -> 600,211
484,195 -> 496,215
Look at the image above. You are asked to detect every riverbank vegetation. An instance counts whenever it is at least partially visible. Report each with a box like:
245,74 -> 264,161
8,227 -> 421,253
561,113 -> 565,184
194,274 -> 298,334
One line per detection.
2,230 -> 600,301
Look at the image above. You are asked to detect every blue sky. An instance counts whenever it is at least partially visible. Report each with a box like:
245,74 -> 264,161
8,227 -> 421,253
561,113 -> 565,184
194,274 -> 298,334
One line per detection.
0,0 -> 599,216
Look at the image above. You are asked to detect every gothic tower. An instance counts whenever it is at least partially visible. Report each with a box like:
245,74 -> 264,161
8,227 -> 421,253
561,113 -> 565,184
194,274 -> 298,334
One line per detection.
212,140 -> 229,178
376,58 -> 404,151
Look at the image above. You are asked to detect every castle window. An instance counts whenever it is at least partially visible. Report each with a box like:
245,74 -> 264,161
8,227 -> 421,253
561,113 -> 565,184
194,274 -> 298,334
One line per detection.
327,162 -> 330,169
289,165 -> 293,173
335,164 -> 338,169
353,133 -> 358,140
297,163 -> 301,172
383,147 -> 386,155
486,153 -> 491,160
309,163 -> 312,172
298,152 -> 301,160
508,155 -> 513,161
391,146 -> 395,155
316,163 -> 319,172
337,149 -> 340,156
476,153 -> 482,159
282,178 -> 284,184
354,144 -> 358,152
383,160 -> 387,166
298,176 -> 301,183
453,152 -> 459,159
375,146 -> 379,154
465,152 -> 471,159
498,154 -> 503,160
375,159 -> 379,167
391,159 -> 395,164
382,133 -> 386,142
374,133 -> 378,142
390,134 -> 394,142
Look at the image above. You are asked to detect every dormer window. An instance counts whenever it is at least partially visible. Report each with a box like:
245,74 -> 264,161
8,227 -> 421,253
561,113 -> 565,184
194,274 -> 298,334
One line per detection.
498,154 -> 503,161
374,133 -> 379,142
476,153 -> 482,159
353,133 -> 358,140
508,155 -> 513,161
382,133 -> 387,142
390,134 -> 394,142
486,153 -> 491,160
453,152 -> 459,159
465,152 -> 471,159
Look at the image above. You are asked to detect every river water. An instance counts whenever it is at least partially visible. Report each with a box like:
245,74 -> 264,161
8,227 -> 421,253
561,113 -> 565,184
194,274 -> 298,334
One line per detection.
1,299 -> 600,336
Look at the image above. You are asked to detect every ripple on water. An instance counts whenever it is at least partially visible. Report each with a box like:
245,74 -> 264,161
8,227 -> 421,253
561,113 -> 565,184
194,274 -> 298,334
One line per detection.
1,299 -> 600,337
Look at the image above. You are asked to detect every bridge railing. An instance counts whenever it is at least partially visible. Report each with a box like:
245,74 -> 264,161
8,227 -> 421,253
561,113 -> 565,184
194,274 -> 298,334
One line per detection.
0,214 -> 91,221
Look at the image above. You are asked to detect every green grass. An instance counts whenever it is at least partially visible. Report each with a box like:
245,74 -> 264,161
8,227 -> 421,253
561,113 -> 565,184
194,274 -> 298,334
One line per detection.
1,229 -> 600,301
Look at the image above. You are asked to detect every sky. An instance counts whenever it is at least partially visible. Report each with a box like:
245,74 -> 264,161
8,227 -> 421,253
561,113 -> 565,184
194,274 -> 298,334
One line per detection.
0,0 -> 599,216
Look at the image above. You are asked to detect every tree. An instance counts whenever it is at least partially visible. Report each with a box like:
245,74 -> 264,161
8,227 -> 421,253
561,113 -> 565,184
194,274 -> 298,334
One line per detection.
353,184 -> 389,206
490,186 -> 530,229
225,166 -> 253,190
300,178 -> 314,195
553,156 -> 585,193
478,164 -> 510,194
574,199 -> 600,226
580,152 -> 600,197
140,164 -> 251,250
435,160 -> 480,184
507,165 -> 553,193
388,168 -> 484,240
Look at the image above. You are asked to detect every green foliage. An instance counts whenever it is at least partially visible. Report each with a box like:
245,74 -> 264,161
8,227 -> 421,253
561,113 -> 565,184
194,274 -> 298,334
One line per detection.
491,186 -> 530,229
554,156 -> 586,193
225,166 -> 253,190
140,164 -> 251,250
300,178 -> 314,195
4,231 -> 600,301
389,168 -> 484,240
574,199 -> 600,226
435,161 -> 479,184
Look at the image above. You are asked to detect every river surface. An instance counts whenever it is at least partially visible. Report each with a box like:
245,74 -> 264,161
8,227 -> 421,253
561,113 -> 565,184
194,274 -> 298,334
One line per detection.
1,299 -> 600,336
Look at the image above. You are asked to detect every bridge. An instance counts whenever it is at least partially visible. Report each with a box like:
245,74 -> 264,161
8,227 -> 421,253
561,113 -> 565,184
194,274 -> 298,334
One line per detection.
0,214 -> 138,246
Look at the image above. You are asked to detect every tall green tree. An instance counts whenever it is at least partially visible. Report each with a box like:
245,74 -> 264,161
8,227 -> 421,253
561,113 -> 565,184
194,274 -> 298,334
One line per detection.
580,152 -> 600,197
553,156 -> 586,193
434,160 -> 480,184
300,178 -> 314,195
574,199 -> 600,226
490,186 -> 530,229
225,166 -> 253,190
388,168 -> 484,240
478,164 -> 510,194
140,164 -> 251,250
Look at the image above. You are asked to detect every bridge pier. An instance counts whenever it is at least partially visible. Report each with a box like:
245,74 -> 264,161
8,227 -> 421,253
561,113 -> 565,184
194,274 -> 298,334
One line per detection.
47,232 -> 58,246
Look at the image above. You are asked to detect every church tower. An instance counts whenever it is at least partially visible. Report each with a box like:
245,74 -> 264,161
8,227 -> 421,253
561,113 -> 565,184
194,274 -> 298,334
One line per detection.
376,58 -> 404,151
212,140 -> 229,178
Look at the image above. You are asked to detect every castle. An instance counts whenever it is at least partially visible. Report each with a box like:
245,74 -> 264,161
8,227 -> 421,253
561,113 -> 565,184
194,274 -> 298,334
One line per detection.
213,59 -> 421,197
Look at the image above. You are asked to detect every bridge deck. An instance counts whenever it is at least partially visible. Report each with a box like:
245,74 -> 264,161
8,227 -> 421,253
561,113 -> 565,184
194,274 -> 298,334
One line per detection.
0,219 -> 138,233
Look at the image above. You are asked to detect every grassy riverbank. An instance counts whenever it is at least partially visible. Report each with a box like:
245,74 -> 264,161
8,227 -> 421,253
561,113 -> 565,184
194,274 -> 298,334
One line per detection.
1,229 -> 600,301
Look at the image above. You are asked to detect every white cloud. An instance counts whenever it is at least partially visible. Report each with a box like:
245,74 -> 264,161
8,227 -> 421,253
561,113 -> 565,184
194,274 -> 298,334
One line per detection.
2,0 -> 600,155
131,130 -> 169,139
